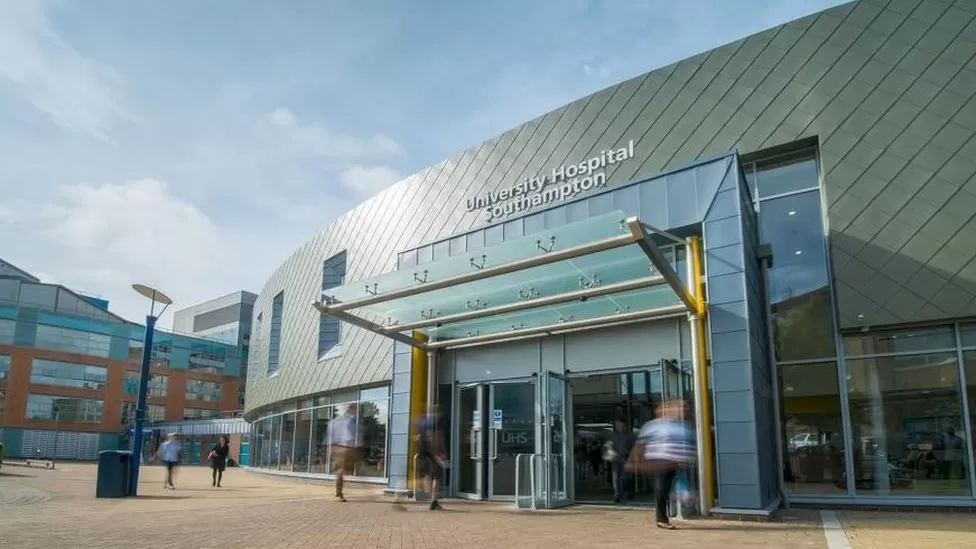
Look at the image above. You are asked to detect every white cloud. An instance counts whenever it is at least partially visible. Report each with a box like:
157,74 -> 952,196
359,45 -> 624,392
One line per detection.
263,107 -> 406,160
340,165 -> 402,196
0,0 -> 130,140
35,178 -> 232,324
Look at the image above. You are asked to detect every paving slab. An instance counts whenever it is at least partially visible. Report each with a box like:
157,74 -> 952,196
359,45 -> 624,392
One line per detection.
838,509 -> 976,549
0,462 -> 957,549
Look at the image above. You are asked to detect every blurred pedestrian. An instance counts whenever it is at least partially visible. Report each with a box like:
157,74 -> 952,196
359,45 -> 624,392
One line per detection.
328,404 -> 362,502
156,433 -> 182,490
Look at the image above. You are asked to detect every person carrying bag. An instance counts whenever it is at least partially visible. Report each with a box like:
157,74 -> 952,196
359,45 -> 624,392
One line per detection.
625,399 -> 696,530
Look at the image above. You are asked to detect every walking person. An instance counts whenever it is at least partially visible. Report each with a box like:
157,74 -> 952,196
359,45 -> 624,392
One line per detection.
155,433 -> 182,490
626,399 -> 696,530
393,403 -> 449,511
209,435 -> 230,487
605,418 -> 636,503
328,404 -> 362,502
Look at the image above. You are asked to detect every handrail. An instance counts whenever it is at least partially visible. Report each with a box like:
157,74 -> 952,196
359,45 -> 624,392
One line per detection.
411,453 -> 420,500
514,453 -> 536,509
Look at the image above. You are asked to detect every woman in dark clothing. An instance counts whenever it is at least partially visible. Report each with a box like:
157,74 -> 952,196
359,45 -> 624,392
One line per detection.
209,436 -> 230,487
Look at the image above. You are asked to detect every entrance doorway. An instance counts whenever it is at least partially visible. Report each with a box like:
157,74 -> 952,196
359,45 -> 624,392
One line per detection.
456,380 -> 536,500
570,360 -> 690,505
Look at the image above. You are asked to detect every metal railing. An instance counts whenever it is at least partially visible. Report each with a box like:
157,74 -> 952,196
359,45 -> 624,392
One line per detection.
514,453 -> 543,509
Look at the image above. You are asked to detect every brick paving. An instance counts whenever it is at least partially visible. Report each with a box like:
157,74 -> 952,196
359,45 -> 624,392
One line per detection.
0,462 -> 967,549
838,510 -> 976,549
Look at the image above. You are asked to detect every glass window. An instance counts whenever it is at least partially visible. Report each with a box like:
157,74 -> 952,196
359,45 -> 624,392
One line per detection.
359,385 -> 390,402
0,354 -> 9,380
182,407 -> 221,420
356,397 -> 389,478
35,325 -> 111,358
293,407 -> 313,473
754,150 -> 819,199
417,245 -> 433,265
544,206 -> 566,229
185,379 -> 223,402
267,292 -> 284,376
26,394 -> 104,423
120,401 -> 166,424
484,224 -> 504,247
278,411 -> 296,470
122,371 -> 168,397
846,353 -> 970,496
844,326 -> 956,357
503,218 -> 524,240
0,318 -> 13,345
466,230 -> 485,251
399,250 -> 417,269
959,323 -> 976,348
760,191 -> 835,361
779,362 -> 846,494
963,351 -> 976,478
29,358 -> 106,390
188,345 -> 227,373
523,212 -> 544,235
432,240 -> 450,261
449,235 -> 465,256
18,283 -> 57,309
310,405 -> 333,474
320,253 -> 347,357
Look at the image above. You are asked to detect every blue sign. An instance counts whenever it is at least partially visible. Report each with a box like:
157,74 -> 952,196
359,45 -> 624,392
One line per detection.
492,409 -> 503,429
472,410 -> 481,423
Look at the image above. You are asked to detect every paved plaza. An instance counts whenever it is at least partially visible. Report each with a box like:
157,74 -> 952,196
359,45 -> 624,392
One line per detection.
0,462 -> 973,549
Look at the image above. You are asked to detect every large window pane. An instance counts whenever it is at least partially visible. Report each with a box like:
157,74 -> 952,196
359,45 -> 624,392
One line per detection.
30,358 -> 106,390
123,371 -> 168,397
754,150 -> 819,199
959,323 -> 976,348
294,407 -> 313,473
311,405 -> 332,474
846,353 -> 970,496
26,394 -> 104,423
35,325 -> 111,358
759,191 -> 835,361
0,354 -> 10,380
279,411 -> 296,470
356,398 -> 388,477
963,351 -> 976,481
844,326 -> 956,356
779,362 -> 846,494
184,379 -> 222,401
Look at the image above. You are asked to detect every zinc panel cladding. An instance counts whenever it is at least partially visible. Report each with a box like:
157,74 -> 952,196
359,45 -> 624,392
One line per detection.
244,0 -> 976,415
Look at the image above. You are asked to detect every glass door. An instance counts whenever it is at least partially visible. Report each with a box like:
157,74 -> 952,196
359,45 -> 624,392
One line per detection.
543,372 -> 572,508
457,384 -> 486,499
489,381 -> 536,500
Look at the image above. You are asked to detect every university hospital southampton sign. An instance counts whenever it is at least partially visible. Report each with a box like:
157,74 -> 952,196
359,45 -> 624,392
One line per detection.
466,140 -> 637,223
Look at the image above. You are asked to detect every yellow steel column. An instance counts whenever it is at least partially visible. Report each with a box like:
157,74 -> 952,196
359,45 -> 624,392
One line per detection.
689,236 -> 715,513
407,332 -> 429,491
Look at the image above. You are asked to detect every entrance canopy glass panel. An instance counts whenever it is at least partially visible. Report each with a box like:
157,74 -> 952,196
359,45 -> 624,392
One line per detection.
314,211 -> 699,350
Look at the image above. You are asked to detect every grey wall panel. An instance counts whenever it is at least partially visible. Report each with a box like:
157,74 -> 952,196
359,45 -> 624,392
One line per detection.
452,340 -> 541,383
246,0 -> 976,425
563,320 -> 679,373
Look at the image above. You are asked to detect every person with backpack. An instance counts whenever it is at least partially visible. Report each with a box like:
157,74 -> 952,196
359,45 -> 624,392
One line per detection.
394,404 -> 449,510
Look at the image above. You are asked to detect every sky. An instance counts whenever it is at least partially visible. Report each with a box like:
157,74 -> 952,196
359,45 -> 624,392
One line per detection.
0,0 -> 848,328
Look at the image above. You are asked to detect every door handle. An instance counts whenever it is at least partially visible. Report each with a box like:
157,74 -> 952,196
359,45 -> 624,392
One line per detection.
470,430 -> 480,461
490,429 -> 499,462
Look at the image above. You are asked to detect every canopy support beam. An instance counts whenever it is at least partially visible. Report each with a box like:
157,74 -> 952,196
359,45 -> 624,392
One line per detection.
312,301 -> 430,350
625,217 -> 699,313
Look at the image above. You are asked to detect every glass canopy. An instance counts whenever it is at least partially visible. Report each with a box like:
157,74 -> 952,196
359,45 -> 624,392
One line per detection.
315,211 -> 697,350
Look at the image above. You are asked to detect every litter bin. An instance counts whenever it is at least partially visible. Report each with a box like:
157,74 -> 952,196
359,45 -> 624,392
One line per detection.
96,450 -> 132,498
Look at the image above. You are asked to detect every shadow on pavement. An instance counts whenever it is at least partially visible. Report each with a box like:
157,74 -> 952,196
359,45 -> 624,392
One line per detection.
0,471 -> 38,479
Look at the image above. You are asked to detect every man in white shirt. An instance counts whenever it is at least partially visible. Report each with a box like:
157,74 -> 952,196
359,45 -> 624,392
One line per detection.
155,433 -> 182,490
328,404 -> 362,502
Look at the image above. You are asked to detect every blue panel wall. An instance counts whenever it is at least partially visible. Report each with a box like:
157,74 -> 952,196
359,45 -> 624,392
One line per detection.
387,340 -> 413,492
702,156 -> 776,511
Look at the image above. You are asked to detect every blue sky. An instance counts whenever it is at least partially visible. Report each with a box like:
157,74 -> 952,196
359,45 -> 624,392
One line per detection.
0,0 -> 846,326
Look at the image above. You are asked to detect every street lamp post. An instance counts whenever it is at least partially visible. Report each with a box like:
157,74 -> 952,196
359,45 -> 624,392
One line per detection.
128,284 -> 172,497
